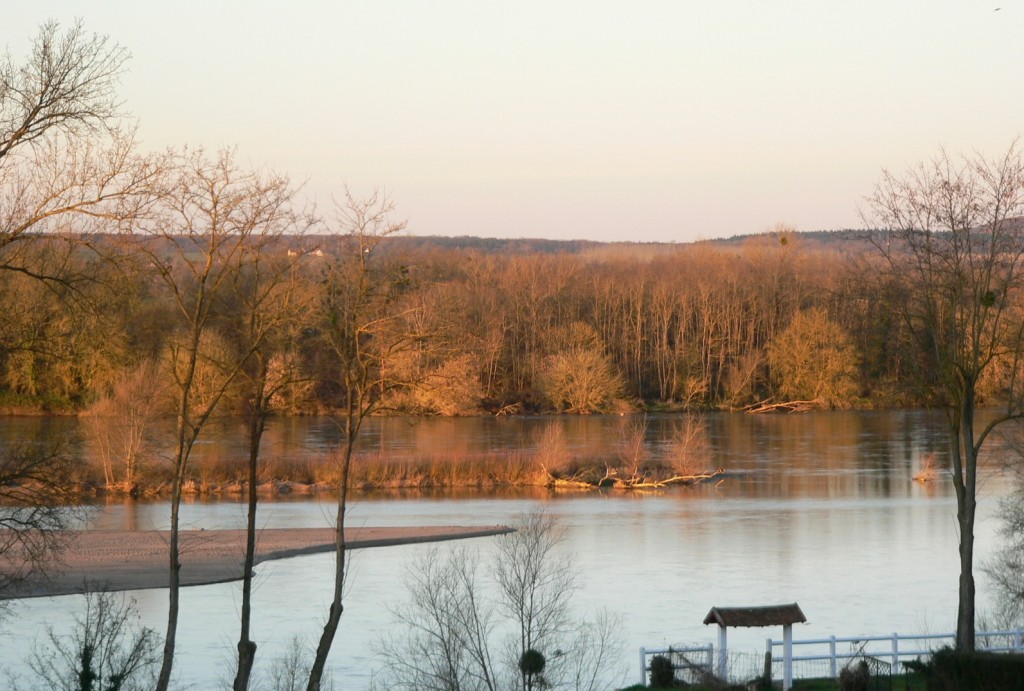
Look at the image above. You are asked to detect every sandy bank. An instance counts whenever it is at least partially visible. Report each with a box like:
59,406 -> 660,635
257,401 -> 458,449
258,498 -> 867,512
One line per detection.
2,525 -> 512,600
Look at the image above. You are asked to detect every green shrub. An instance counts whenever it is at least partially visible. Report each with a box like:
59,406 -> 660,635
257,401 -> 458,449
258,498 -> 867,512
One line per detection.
649,654 -> 674,688
908,647 -> 1024,691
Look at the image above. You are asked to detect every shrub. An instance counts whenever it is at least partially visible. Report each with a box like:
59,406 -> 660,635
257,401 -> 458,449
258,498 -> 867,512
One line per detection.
649,654 -> 675,688
838,659 -> 869,691
908,647 -> 1024,691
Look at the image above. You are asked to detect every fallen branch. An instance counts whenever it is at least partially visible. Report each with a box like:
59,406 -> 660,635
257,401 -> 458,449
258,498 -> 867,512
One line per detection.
744,399 -> 819,414
541,467 -> 726,491
615,468 -> 725,490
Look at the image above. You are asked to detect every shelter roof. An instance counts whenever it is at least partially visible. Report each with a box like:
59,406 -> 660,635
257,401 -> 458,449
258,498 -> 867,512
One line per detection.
703,603 -> 806,628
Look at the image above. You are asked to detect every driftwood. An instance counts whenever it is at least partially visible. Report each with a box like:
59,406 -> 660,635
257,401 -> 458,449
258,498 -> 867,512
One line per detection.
612,468 -> 725,490
743,398 -> 819,414
542,467 -> 725,491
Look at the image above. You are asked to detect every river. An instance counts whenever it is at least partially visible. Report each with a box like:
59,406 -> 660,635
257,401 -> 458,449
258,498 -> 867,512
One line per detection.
0,410 -> 1018,688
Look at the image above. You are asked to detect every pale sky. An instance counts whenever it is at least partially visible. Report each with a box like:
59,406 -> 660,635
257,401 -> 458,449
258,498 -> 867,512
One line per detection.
6,2 -> 1023,242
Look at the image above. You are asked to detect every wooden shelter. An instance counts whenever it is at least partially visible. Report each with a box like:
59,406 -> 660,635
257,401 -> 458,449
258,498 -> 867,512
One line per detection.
703,603 -> 806,690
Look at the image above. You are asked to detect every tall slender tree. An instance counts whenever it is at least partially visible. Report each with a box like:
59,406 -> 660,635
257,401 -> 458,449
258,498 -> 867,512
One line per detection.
130,148 -> 300,690
305,187 -> 422,690
864,143 -> 1024,650
226,216 -> 315,691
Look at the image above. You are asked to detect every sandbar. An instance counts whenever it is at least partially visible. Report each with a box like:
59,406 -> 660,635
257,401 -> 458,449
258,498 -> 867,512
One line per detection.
2,525 -> 512,599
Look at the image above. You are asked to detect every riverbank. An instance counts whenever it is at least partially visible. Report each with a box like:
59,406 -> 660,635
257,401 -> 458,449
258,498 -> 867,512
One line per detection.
54,466 -> 727,500
0,525 -> 513,599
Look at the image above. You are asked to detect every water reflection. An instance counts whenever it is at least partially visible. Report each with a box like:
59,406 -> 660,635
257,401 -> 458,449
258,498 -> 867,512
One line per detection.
0,410 -> 1004,488
0,411 -> 1019,688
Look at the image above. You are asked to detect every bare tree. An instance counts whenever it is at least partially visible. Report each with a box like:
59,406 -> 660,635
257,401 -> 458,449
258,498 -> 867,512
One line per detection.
539,348 -> 624,414
128,148 -> 301,690
263,635 -> 334,691
0,441 -> 80,599
21,590 -> 161,691
80,360 -> 165,493
0,20 -> 126,161
0,22 -> 157,391
615,415 -> 649,481
667,414 -> 709,478
374,512 -> 624,691
377,545 -> 499,691
863,142 -> 1024,650
539,322 -> 624,414
306,187 -> 421,690
227,217 -> 315,691
495,511 -> 577,691
1,21 -> 163,274
0,20 -> 163,600
985,482 -> 1024,625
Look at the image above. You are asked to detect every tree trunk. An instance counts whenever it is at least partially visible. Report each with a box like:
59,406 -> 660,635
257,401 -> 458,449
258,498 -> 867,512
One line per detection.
156,469 -> 183,691
158,352 -> 200,691
306,415 -> 354,690
956,507 -> 976,651
233,402 -> 265,690
305,483 -> 347,689
954,397 -> 978,651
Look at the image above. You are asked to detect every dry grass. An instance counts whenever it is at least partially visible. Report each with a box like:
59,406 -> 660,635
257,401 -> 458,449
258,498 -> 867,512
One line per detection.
72,435 -> 719,496
913,452 -> 939,483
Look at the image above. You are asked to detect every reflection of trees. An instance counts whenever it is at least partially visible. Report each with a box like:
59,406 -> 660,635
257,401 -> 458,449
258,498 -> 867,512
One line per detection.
2,410 -> 974,502
0,441 -> 82,598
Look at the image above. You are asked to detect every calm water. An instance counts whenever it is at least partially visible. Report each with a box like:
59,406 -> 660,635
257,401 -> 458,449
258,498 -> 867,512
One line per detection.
0,411 -> 1018,688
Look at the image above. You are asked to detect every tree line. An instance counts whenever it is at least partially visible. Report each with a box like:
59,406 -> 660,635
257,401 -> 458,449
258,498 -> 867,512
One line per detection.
0,225 -> 973,418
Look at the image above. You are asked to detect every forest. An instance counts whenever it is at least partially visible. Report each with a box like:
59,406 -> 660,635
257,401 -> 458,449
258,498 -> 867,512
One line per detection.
0,224 -> 954,419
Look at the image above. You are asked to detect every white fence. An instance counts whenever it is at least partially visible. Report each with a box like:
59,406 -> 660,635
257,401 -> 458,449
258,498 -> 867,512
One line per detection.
641,629 -> 1024,685
638,644 -> 714,686
766,629 -> 1024,678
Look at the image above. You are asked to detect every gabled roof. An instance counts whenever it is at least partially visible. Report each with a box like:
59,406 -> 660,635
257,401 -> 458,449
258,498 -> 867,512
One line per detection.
703,603 -> 806,628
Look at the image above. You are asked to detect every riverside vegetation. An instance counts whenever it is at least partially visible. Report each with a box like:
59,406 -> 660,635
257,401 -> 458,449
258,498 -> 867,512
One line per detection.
6,17 -> 1024,688
2,227 -> 914,423
53,415 -> 726,497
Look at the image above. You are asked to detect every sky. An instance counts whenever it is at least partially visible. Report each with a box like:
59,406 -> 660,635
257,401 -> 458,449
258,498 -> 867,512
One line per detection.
6,2 -> 1024,243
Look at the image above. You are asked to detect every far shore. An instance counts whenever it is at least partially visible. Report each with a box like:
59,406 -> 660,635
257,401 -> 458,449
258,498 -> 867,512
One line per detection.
55,467 -> 729,501
1,525 -> 513,600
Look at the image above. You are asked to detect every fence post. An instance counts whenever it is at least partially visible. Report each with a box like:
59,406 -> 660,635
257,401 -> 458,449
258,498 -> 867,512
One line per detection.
706,643 -> 714,676
829,635 -> 837,678
1016,629 -> 1023,654
783,624 -> 794,691
892,632 -> 899,673
639,647 -> 646,686
717,626 -> 728,680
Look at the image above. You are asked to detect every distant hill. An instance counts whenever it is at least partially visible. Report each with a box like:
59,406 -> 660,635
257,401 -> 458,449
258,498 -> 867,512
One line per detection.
710,228 -> 865,246
353,229 -> 873,258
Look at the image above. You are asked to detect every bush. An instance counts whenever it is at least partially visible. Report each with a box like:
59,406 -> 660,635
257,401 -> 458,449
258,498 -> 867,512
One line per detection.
649,654 -> 675,688
838,659 -> 869,691
908,647 -> 1024,691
